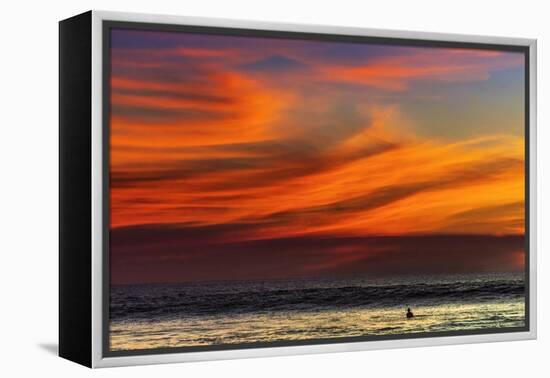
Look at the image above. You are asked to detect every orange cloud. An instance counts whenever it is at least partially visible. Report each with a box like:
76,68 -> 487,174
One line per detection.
110,71 -> 296,170
110,99 -> 524,241
108,31 -> 526,283
108,41 -> 525,242
322,49 -> 523,91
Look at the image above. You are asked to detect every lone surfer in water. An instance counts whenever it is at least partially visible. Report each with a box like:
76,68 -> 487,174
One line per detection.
406,307 -> 414,319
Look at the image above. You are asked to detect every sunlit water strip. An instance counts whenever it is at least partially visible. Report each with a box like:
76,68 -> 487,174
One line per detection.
110,299 -> 524,351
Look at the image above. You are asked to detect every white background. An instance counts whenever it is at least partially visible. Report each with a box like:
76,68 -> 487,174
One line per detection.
0,0 -> 547,376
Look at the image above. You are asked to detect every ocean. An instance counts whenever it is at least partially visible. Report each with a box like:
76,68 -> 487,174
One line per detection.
109,272 -> 525,351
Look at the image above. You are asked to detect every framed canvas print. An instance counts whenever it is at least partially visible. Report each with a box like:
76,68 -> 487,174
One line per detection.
59,10 -> 537,368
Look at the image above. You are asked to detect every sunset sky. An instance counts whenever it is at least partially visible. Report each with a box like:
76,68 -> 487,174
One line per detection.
109,28 -> 526,284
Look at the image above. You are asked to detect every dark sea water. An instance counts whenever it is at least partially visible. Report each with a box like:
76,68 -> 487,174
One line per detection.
109,272 -> 526,351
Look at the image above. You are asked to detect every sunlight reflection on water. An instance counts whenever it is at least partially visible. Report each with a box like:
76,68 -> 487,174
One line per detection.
110,299 -> 525,351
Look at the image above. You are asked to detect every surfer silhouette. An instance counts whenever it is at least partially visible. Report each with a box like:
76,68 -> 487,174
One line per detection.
406,307 -> 414,319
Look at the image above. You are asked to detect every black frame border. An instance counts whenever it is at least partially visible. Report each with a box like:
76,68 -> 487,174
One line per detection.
101,20 -> 531,358
59,11 -> 93,367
